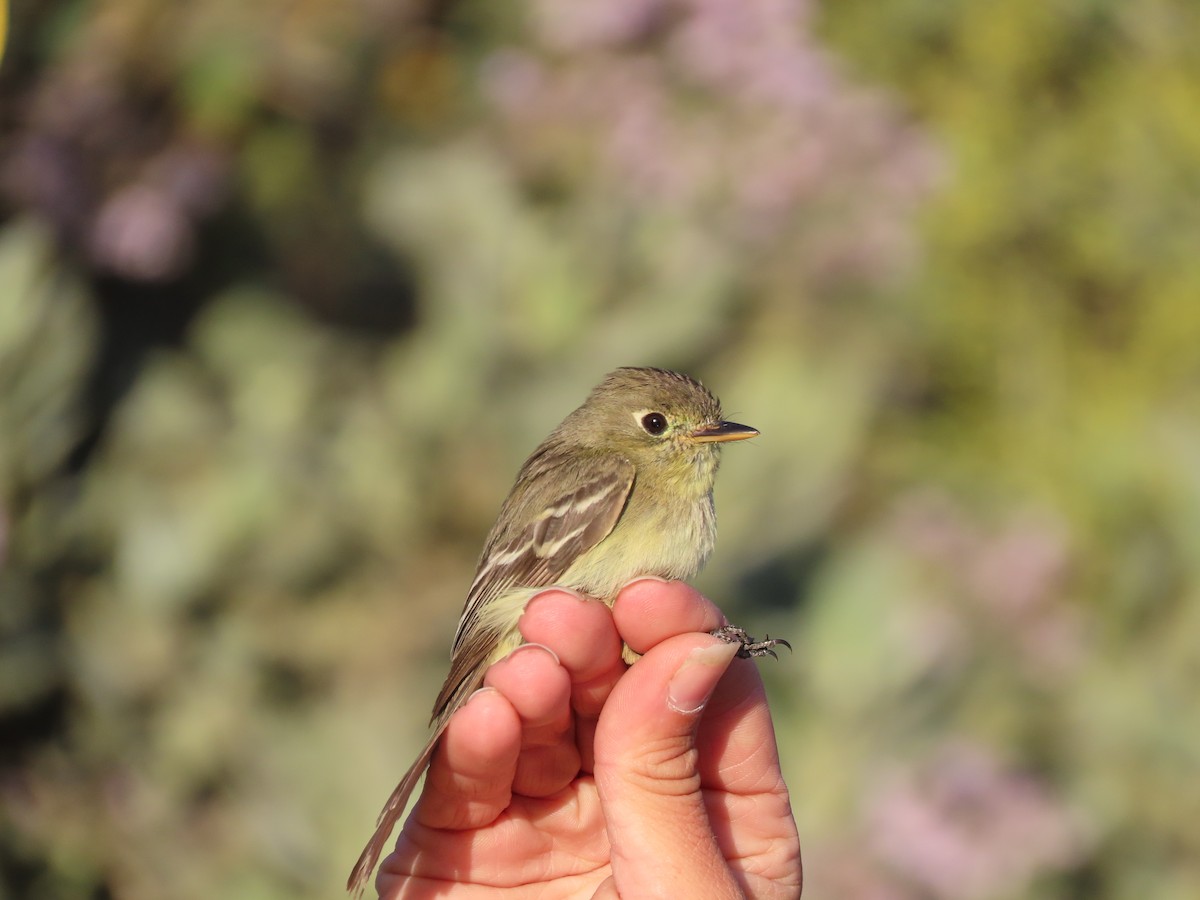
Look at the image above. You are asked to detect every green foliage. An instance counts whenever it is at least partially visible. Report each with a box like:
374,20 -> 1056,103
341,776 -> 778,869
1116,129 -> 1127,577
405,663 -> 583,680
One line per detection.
2,0 -> 1198,897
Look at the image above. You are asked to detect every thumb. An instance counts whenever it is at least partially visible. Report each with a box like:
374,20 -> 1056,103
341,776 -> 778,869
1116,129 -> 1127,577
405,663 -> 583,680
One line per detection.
593,634 -> 743,900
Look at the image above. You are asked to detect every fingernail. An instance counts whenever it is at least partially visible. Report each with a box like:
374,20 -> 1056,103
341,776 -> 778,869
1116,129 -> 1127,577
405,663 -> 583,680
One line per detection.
467,686 -> 499,705
622,576 -> 671,589
529,587 -> 588,603
667,642 -> 738,714
507,642 -> 561,666
523,590 -> 589,625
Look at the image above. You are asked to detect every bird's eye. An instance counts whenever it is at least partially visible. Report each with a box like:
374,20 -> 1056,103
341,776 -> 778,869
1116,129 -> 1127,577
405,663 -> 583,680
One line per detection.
641,412 -> 668,435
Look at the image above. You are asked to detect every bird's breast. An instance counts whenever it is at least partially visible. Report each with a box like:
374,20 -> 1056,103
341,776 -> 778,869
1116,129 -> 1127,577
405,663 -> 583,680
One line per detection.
559,481 -> 717,603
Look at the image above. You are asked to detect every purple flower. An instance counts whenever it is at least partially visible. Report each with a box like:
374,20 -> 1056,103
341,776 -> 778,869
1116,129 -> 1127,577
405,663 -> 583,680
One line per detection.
866,743 -> 1085,899
481,0 -> 941,282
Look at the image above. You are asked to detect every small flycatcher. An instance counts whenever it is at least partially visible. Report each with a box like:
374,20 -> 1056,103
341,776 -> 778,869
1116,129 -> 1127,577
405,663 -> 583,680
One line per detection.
348,366 -> 784,894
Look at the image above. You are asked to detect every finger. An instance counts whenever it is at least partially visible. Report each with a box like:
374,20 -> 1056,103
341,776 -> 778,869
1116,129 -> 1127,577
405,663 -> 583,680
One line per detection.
415,687 -> 520,830
694,655 -> 784,792
519,590 -> 625,711
594,633 -> 744,899
695,659 -> 803,893
483,643 -> 579,797
612,578 -> 726,655
591,876 -> 619,899
520,590 -> 627,772
614,579 -> 785,794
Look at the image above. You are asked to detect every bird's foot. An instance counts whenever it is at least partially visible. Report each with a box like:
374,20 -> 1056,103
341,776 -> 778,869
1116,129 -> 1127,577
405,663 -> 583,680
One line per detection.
710,624 -> 792,660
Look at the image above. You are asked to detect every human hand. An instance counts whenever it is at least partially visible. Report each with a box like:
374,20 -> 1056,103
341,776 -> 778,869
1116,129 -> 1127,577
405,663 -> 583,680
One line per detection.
375,579 -> 802,898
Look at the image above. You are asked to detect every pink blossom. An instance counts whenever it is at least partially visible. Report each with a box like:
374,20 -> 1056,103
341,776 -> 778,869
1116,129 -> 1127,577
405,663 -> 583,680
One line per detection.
867,743 -> 1085,899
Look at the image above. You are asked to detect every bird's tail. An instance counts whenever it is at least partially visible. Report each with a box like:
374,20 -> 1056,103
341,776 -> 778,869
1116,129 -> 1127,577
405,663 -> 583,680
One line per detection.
347,624 -> 506,895
345,730 -> 440,897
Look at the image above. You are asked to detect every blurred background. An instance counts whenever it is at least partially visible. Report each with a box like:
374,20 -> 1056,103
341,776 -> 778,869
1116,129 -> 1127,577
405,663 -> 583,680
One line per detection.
2,0 -> 1199,898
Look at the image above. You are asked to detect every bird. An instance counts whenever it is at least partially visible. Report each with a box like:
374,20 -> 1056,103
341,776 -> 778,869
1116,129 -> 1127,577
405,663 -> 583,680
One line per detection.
347,366 -> 786,895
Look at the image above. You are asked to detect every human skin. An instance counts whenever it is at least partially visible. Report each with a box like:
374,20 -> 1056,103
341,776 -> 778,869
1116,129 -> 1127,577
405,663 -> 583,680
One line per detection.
375,578 -> 803,899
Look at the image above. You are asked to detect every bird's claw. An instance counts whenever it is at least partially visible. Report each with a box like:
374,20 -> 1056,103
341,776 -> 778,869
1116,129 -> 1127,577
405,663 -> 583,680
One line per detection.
710,624 -> 792,660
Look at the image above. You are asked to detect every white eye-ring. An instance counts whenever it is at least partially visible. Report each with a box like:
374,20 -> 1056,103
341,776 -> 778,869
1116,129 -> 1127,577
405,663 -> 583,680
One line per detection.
637,410 -> 669,435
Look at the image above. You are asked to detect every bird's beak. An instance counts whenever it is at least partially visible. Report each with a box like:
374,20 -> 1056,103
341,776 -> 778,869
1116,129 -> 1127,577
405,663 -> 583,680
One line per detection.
689,420 -> 759,443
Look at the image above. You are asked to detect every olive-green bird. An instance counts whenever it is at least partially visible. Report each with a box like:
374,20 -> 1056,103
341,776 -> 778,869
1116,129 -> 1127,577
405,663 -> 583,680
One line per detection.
348,366 -> 785,895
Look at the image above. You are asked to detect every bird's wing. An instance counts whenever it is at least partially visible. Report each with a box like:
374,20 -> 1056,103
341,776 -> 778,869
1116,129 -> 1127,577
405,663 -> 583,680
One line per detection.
454,453 -> 636,644
432,453 -> 635,717
351,456 -> 635,896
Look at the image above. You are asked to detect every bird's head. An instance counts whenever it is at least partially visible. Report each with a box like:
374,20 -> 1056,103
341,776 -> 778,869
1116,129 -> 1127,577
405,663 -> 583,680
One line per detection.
557,367 -> 758,482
